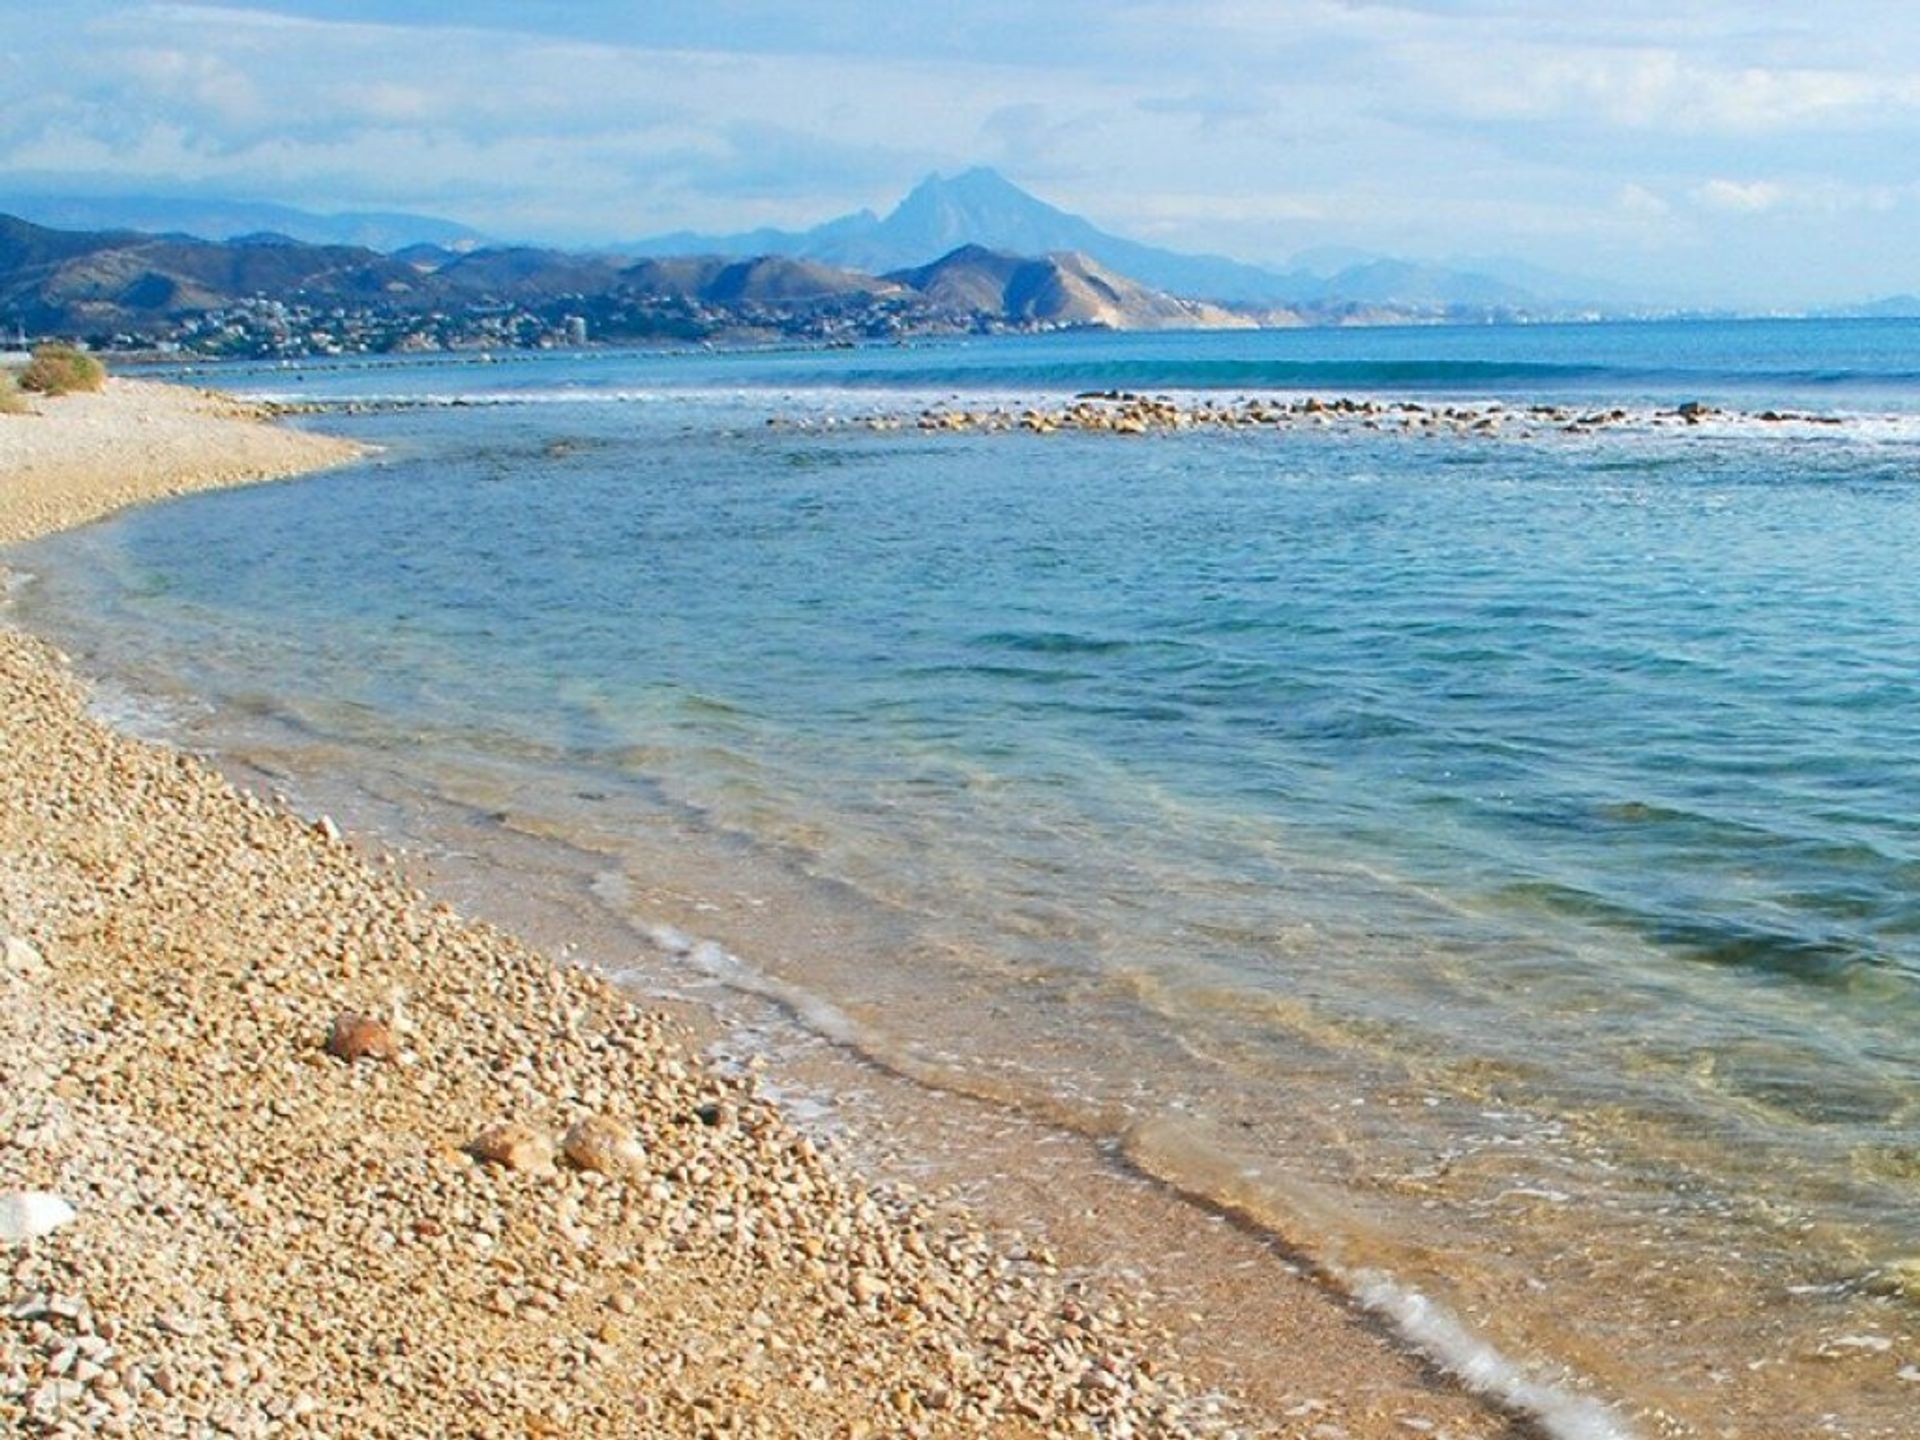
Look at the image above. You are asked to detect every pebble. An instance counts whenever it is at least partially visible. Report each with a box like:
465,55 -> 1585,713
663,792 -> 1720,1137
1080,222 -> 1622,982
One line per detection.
324,1011 -> 400,1064
3,932 -> 48,978
0,1190 -> 77,1243
560,1116 -> 643,1176
466,1122 -> 555,1174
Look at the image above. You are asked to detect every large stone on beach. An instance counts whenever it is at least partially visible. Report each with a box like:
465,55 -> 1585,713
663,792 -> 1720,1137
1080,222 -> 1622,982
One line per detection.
0,1191 -> 77,1243
561,1117 -> 644,1176
325,1011 -> 399,1064
3,933 -> 48,978
467,1122 -> 554,1174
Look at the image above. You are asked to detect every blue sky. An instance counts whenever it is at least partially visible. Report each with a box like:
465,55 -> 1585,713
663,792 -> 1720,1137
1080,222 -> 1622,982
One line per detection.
4,1 -> 1918,305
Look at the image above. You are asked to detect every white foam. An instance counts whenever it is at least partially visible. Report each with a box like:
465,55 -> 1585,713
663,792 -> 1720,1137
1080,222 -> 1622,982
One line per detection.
666,934 -> 866,1047
245,387 -> 665,408
1349,1269 -> 1635,1440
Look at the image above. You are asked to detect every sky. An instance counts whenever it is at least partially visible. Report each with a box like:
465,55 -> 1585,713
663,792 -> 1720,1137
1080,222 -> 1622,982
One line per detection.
3,1 -> 1918,307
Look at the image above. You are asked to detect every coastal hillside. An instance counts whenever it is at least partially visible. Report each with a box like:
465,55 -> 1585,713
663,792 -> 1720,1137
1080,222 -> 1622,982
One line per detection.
889,245 -> 1256,331
0,215 -> 1264,353
621,254 -> 905,305
0,217 -> 424,338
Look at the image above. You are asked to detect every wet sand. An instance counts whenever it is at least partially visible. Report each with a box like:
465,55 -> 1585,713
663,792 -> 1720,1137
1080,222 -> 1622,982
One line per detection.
1,378 -> 1521,1437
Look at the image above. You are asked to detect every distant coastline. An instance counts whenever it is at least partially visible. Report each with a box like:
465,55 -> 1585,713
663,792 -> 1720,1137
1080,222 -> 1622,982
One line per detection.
23,169 -> 1914,367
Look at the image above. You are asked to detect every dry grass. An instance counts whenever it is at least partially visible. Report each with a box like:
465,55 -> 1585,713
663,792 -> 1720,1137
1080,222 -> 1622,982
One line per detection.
0,368 -> 31,415
17,343 -> 106,396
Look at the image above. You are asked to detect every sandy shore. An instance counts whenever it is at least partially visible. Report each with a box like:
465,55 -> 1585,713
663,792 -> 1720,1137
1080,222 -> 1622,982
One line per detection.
1,379 -> 1518,1437
0,379 -> 365,545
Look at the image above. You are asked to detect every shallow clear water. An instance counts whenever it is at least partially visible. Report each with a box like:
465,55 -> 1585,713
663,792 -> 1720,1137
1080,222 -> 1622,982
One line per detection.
11,320 -> 1920,1437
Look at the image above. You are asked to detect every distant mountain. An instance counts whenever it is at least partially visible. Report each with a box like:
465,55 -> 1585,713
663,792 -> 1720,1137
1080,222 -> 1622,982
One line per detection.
1829,294 -> 1920,319
624,167 -> 1611,313
1439,254 -> 1649,310
429,246 -> 630,299
1314,259 -> 1531,309
619,254 -> 901,305
0,195 -> 486,254
889,245 -> 1253,331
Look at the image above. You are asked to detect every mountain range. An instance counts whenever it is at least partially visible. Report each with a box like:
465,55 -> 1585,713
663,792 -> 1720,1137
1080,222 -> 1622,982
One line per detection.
0,211 -> 1249,345
625,168 -> 1608,311
17,170 -> 1907,336
8,170 -> 1622,314
0,194 -> 485,254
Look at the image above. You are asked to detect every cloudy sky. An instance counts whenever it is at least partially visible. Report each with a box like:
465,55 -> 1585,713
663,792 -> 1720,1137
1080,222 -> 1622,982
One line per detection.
4,1 -> 1918,306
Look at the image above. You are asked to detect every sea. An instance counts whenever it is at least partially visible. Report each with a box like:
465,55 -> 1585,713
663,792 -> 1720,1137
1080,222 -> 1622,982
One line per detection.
7,320 -> 1920,1438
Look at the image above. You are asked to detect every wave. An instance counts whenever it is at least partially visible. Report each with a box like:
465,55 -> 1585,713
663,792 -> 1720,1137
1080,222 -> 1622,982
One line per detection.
623,913 -> 1637,1440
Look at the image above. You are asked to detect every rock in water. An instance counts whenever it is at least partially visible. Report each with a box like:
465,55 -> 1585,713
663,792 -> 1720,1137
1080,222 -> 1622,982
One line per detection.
0,1192 -> 77,1243
325,1012 -> 399,1063
561,1117 -> 644,1176
467,1123 -> 554,1174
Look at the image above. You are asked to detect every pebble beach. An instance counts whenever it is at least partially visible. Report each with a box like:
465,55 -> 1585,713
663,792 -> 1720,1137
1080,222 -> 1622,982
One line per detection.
0,379 -> 1525,1439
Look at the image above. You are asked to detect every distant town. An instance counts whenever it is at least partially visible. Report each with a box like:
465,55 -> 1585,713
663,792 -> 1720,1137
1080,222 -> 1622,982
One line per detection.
90,287 -> 1040,361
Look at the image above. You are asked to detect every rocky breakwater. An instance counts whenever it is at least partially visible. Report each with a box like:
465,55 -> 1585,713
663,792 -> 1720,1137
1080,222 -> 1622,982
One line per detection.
768,391 -> 1848,442
0,626 -> 1253,1438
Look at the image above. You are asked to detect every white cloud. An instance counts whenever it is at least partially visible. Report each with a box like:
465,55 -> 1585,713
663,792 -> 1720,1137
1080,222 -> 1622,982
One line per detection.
1403,44 -> 1914,134
1693,179 -> 1787,213
1690,177 -> 1915,217
1617,183 -> 1671,218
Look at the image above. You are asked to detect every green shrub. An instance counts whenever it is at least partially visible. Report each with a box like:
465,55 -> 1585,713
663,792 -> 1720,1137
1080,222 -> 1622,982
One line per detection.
0,369 -> 28,415
17,343 -> 106,396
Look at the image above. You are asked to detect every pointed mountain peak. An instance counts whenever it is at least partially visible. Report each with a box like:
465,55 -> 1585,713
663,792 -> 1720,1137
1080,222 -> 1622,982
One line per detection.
930,166 -> 1031,196
888,168 -> 1070,224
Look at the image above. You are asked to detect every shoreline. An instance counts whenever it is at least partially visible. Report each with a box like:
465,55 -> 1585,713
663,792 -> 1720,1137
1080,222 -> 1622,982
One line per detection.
1,379 -> 1525,1437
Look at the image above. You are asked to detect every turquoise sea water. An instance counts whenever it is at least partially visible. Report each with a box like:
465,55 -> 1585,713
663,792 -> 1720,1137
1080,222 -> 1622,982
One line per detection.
9,320 -> 1920,1437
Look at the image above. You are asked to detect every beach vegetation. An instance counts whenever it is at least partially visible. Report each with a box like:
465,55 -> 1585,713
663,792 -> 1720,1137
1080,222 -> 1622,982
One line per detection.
18,343 -> 107,396
0,368 -> 29,415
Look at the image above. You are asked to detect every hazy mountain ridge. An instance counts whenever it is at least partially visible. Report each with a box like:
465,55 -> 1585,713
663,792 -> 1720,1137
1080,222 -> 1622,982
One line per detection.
12,174 -> 1908,316
625,168 -> 1600,312
0,194 -> 486,253
5,174 -> 1666,315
